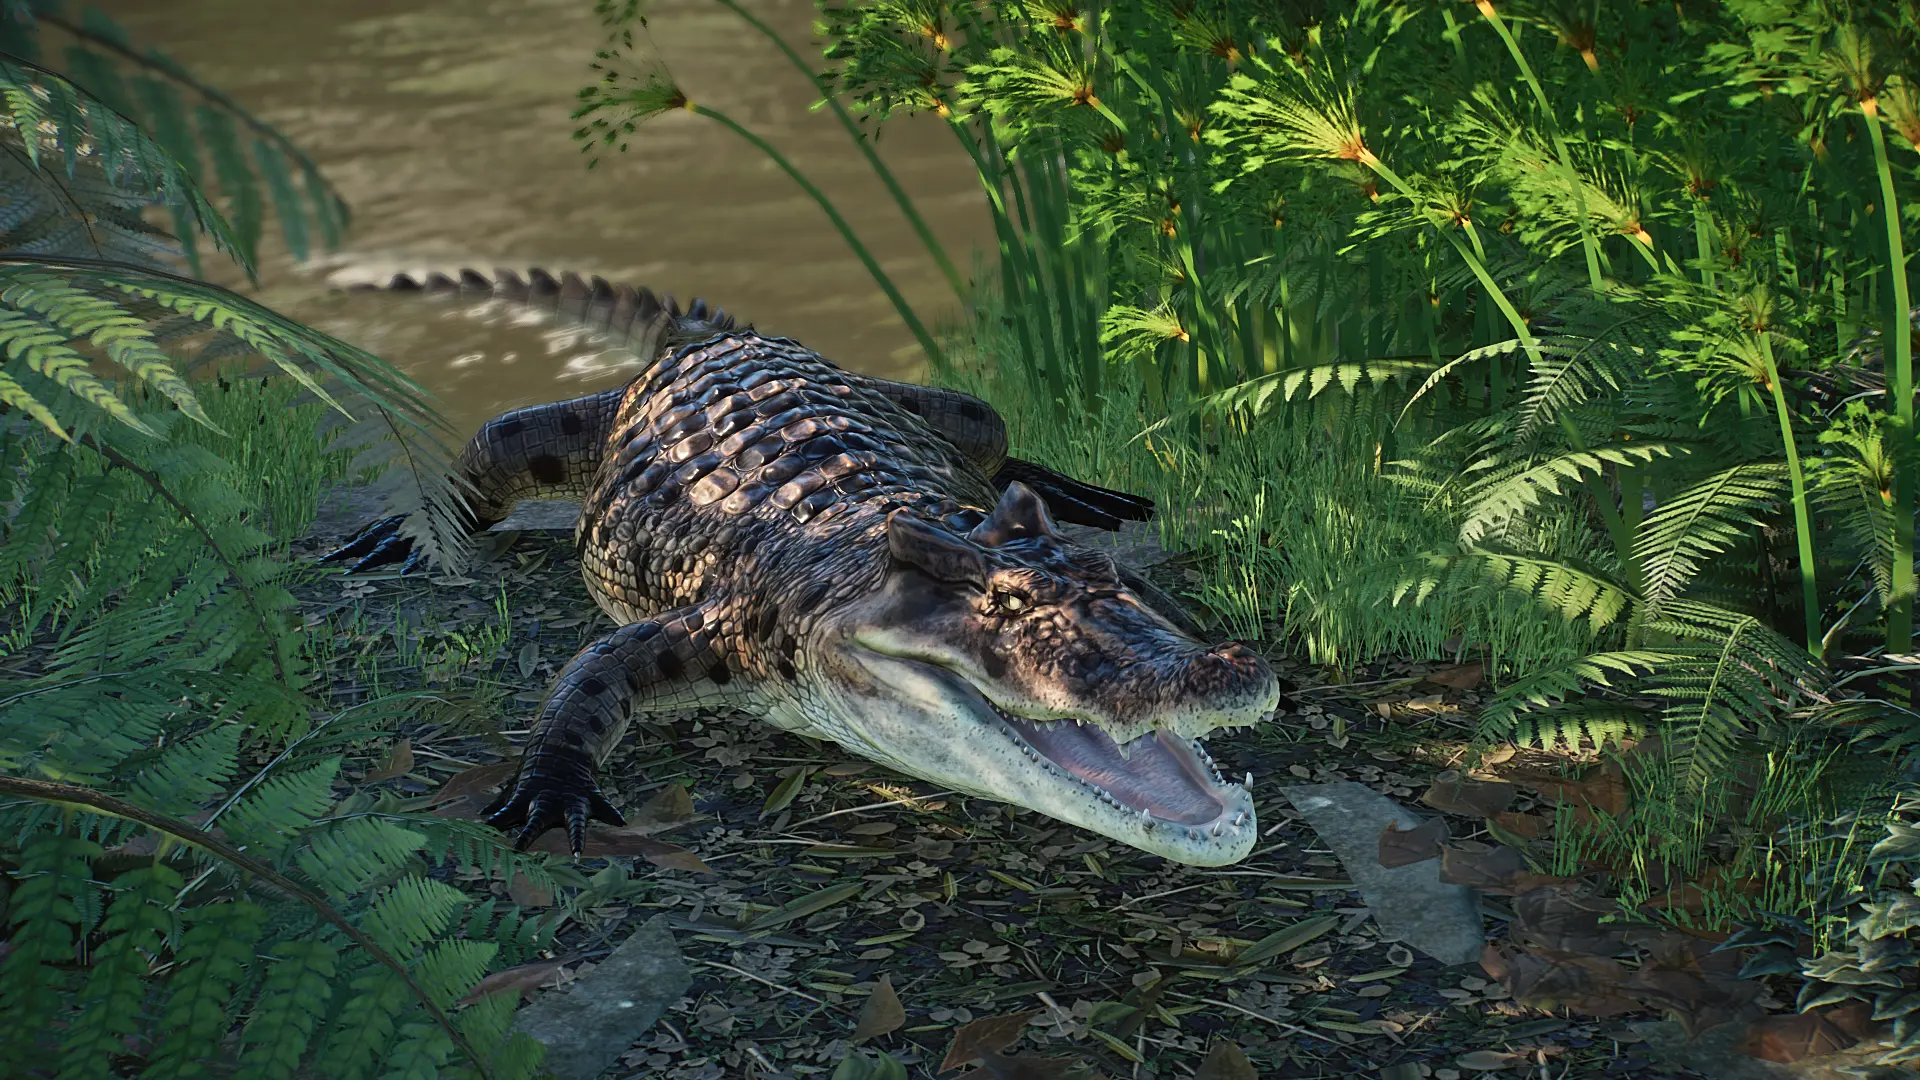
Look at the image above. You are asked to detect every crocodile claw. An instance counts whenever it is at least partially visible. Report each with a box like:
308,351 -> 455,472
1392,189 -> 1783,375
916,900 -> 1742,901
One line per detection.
318,514 -> 423,574
483,768 -> 625,856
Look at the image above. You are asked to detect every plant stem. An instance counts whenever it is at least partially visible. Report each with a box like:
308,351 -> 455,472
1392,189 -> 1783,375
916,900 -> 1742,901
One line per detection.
0,775 -> 493,1080
1863,96 -> 1914,653
1756,333 -> 1821,654
687,102 -> 946,372
712,0 -> 965,301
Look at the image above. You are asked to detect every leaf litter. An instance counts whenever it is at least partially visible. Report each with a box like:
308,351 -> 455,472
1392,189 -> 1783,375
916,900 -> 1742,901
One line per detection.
286,527 -> 1877,1078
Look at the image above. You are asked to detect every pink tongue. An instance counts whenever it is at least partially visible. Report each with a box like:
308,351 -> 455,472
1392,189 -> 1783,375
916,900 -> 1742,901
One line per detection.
1003,715 -> 1224,826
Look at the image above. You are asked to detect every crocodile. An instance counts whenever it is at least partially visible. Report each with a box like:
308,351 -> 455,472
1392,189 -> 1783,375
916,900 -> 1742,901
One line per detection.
323,268 -> 1283,866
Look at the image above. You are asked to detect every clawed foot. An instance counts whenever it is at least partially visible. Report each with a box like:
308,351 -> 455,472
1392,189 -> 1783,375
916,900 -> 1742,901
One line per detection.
318,514 -> 428,574
482,765 -> 626,856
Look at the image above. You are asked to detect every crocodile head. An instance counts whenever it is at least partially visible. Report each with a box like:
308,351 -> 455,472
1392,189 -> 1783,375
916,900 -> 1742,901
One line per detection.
810,483 -> 1280,866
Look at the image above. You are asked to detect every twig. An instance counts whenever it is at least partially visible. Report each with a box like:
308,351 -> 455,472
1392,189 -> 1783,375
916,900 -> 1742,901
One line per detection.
1165,991 -> 1343,1047
693,959 -> 829,1006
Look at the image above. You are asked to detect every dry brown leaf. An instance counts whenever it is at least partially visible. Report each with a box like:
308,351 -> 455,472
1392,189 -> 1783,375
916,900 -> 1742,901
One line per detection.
1622,932 -> 1764,1034
940,1010 -> 1040,1073
519,825 -> 713,870
629,783 -> 696,829
507,871 -> 553,908
851,973 -> 905,1043
1512,761 -> 1629,821
1735,1002 -> 1879,1063
819,762 -> 872,777
1438,843 -> 1576,894
457,958 -> 567,1005
1502,947 -> 1640,1017
425,762 -> 516,809
1378,817 -> 1448,868
1489,810 -> 1549,840
364,738 -> 414,782
1193,1039 -> 1258,1080
1510,885 -> 1626,955
1421,771 -> 1517,817
1479,943 -> 1511,982
1425,662 -> 1485,690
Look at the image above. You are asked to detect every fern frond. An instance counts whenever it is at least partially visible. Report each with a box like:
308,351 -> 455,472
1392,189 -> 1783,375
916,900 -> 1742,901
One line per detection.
143,900 -> 265,1080
1475,650 -> 1669,745
17,7 -> 350,265
293,816 -> 430,899
1459,443 -> 1681,546
55,863 -> 180,1080
236,937 -> 341,1080
1387,550 -> 1635,633
0,832 -> 101,1068
1633,462 -> 1789,613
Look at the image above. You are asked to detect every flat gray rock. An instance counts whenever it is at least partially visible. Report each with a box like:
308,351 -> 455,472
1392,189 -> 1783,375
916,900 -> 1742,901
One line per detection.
511,914 -> 691,1080
1283,782 -> 1485,966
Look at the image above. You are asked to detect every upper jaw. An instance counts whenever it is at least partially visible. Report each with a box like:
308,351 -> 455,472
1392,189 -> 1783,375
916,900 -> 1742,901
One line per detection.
829,643 -> 1259,866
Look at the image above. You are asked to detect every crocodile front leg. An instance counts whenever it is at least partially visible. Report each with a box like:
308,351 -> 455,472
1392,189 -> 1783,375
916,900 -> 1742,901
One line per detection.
321,387 -> 625,573
484,602 -> 754,853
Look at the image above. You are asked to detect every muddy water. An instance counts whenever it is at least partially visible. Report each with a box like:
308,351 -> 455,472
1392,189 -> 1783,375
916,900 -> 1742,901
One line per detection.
94,0 -> 991,437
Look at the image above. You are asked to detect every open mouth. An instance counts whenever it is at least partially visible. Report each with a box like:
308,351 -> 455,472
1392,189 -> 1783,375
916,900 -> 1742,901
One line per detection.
984,700 -> 1245,830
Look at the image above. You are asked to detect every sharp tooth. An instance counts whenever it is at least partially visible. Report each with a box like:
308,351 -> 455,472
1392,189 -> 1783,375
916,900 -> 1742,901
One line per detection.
1244,771 -> 1254,789
1233,811 -> 1247,827
1211,823 -> 1223,837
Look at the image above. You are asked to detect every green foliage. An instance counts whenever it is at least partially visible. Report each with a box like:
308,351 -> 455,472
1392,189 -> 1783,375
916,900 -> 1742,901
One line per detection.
1789,784 -> 1920,1065
0,16 -> 580,1078
0,0 -> 348,273
801,0 -> 1920,953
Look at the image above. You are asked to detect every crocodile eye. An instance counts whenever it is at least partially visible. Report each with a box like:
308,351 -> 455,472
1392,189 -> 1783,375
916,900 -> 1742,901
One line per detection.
991,589 -> 1028,615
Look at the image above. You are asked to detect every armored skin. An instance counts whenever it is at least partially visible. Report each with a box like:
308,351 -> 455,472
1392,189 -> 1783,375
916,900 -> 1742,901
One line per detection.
325,269 -> 1283,866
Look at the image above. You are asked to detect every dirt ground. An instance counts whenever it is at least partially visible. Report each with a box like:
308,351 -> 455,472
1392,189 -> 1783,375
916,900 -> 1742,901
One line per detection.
287,522 -> 1759,1080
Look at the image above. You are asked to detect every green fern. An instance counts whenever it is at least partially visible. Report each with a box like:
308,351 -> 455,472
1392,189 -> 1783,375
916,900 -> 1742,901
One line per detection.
1632,462 -> 1790,612
3,4 -> 348,271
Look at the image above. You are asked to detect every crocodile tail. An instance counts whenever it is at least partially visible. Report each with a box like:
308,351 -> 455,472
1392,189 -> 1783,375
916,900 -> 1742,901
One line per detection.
991,457 -> 1155,531
351,267 -> 745,361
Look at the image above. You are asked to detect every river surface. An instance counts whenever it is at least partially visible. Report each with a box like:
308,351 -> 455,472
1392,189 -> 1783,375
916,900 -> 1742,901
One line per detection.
95,0 -> 992,437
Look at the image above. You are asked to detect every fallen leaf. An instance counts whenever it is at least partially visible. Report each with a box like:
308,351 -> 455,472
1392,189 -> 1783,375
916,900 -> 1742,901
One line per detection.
1735,1002 -> 1878,1063
748,881 -> 864,931
457,958 -> 567,1005
507,871 -> 553,908
1456,1049 -> 1527,1070
1501,947 -> 1640,1017
364,739 -> 414,782
820,762 -> 871,777
1229,915 -> 1339,967
1421,771 -> 1517,817
629,783 -> 696,829
1378,817 -> 1448,868
762,766 -> 812,818
1479,943 -> 1510,982
425,762 -> 516,808
1438,843 -> 1575,895
1621,932 -> 1764,1034
1512,761 -> 1629,821
940,1010 -> 1040,1073
1193,1039 -> 1258,1080
969,1052 -> 1080,1080
1488,810 -> 1549,841
1510,885 -> 1626,955
521,825 -> 713,870
1425,662 -> 1484,690
851,973 -> 905,1043
517,640 -> 539,679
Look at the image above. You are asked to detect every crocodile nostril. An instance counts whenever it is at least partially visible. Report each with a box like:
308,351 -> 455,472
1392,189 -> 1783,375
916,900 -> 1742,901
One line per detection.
1214,642 -> 1259,664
